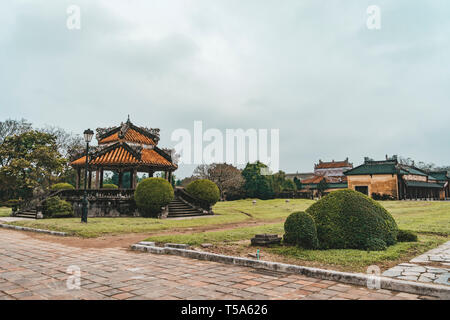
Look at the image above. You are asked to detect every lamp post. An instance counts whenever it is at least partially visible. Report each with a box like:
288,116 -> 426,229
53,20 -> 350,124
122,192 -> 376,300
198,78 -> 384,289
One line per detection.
81,129 -> 94,223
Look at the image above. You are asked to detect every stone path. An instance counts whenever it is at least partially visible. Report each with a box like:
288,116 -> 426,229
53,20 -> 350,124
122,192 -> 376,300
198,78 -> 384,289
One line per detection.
0,229 -> 434,300
0,217 -> 33,222
383,241 -> 450,285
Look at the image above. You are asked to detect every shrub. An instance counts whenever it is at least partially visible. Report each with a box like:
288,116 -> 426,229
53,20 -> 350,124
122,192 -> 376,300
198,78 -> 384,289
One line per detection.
185,179 -> 220,205
44,196 -> 73,218
283,211 -> 319,249
50,183 -> 75,191
397,229 -> 418,242
305,189 -> 398,250
102,184 -> 118,189
365,238 -> 387,251
134,178 -> 174,217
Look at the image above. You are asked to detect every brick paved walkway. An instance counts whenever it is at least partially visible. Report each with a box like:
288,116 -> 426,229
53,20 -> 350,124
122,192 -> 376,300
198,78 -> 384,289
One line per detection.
0,229 -> 433,300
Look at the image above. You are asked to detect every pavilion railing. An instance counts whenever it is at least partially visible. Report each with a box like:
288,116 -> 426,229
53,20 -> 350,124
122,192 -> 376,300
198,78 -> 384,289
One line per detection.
58,189 -> 135,200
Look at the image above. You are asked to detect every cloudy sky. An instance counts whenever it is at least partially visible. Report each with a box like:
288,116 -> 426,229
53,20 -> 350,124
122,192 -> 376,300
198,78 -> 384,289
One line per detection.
1,1 -> 449,177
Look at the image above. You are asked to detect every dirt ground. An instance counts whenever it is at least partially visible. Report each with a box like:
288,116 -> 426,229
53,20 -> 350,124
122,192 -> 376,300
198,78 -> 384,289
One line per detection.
24,218 -> 283,250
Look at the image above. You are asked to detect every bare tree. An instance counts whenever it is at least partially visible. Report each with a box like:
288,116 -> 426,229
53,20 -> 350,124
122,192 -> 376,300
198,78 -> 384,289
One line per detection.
193,163 -> 244,200
193,164 -> 210,179
0,118 -> 32,144
398,156 -> 436,171
40,126 -> 84,159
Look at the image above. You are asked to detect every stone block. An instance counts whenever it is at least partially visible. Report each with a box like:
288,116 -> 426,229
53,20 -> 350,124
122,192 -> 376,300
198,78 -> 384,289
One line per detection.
251,234 -> 281,246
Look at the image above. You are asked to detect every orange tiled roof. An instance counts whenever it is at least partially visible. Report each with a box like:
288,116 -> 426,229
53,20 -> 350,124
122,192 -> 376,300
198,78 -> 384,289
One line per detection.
141,149 -> 174,167
99,128 -> 155,145
91,145 -> 140,165
315,160 -> 352,169
302,175 -> 326,184
70,144 -> 176,168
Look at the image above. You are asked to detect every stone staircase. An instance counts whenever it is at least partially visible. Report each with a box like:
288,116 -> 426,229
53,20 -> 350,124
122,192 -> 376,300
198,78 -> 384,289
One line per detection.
168,197 -> 205,218
14,208 -> 38,219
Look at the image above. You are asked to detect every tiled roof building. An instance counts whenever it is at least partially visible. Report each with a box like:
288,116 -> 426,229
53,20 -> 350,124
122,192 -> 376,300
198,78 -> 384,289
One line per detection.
70,117 -> 177,189
314,158 -> 353,176
345,155 -> 449,200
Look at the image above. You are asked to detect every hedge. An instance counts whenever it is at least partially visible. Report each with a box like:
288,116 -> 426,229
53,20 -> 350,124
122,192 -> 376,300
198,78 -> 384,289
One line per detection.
305,189 -> 398,250
397,229 -> 418,242
185,179 -> 220,206
102,184 -> 118,189
50,183 -> 75,191
134,178 -> 174,217
283,211 -> 319,249
44,196 -> 73,218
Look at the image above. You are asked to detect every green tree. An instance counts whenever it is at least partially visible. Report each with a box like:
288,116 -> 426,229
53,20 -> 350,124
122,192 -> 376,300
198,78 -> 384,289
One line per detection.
283,178 -> 296,191
293,177 -> 302,190
272,170 -> 287,193
0,130 -> 65,201
241,161 -> 274,199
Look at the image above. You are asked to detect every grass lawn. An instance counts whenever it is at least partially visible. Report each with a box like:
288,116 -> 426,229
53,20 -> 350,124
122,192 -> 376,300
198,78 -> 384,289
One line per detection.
5,199 -> 450,238
0,207 -> 11,217
383,201 -> 450,235
5,199 -> 315,237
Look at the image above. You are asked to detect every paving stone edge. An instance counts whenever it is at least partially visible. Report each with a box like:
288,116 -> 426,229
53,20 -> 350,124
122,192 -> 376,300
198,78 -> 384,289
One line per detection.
0,223 -> 67,236
131,243 -> 450,299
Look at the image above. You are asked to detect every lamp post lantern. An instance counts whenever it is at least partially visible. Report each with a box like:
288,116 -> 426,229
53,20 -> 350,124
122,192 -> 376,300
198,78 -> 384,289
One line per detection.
81,129 -> 94,223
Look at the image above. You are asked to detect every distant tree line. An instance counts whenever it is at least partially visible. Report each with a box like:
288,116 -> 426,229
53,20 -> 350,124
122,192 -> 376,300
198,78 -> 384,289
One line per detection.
179,161 -> 300,201
398,156 -> 450,172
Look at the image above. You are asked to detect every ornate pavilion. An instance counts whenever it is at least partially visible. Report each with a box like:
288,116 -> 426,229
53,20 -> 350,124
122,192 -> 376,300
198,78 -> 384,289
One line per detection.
70,117 -> 177,189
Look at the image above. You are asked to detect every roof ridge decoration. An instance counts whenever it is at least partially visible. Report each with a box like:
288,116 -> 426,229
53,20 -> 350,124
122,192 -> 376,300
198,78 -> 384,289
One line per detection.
314,158 -> 353,169
95,117 -> 160,144
118,121 -> 131,139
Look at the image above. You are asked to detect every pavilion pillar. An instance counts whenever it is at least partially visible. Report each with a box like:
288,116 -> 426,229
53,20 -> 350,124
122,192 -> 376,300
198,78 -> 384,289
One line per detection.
129,170 -> 133,189
99,169 -> 104,189
95,169 -> 100,189
132,169 -> 138,189
168,171 -> 172,184
118,171 -> 123,189
148,169 -> 154,178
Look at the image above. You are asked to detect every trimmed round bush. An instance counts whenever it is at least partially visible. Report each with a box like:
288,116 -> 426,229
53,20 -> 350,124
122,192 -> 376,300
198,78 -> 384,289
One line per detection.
44,196 -> 73,218
365,238 -> 387,251
134,177 -> 174,217
397,230 -> 418,242
102,184 -> 118,189
185,179 -> 220,205
305,189 -> 398,250
50,183 -> 75,191
283,211 -> 319,249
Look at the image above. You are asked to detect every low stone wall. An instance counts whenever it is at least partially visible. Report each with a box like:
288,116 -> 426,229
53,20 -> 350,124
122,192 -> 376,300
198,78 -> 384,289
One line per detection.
0,223 -> 67,236
70,198 -> 138,217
